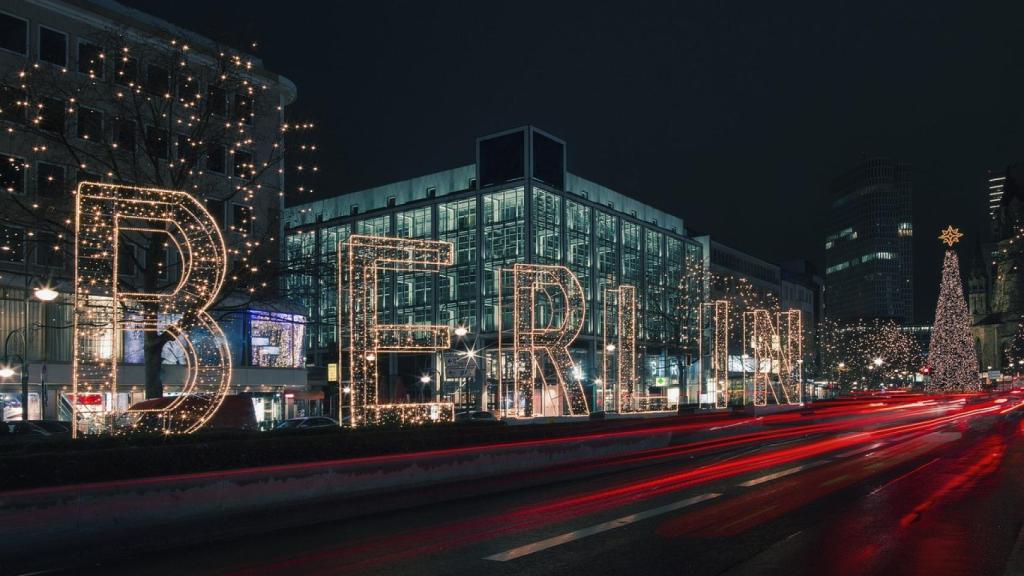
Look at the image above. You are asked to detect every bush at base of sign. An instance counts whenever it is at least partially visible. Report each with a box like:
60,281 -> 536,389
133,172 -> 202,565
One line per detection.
0,412 -> 689,492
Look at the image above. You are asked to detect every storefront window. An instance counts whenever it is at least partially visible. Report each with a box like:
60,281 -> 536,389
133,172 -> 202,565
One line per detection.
250,311 -> 306,368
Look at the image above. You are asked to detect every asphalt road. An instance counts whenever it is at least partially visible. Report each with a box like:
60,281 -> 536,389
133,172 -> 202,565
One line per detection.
49,394 -> 1024,576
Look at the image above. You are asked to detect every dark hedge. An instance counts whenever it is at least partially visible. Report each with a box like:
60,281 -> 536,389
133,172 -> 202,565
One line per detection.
0,413 -> 706,492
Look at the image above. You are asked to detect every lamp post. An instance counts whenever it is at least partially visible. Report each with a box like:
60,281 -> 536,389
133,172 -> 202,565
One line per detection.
419,374 -> 431,403
836,362 -> 847,398
451,325 -> 474,413
3,284 -> 59,421
341,385 -> 351,425
602,343 -> 616,411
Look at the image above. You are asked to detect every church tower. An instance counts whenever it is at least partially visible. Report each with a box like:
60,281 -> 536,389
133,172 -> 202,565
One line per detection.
968,239 -> 989,322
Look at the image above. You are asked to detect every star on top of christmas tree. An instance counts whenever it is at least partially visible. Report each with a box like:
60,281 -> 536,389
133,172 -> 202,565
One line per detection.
938,225 -> 963,247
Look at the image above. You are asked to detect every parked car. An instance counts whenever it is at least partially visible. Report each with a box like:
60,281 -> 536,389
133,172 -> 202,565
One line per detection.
127,395 -> 258,432
1,420 -> 71,438
454,411 -> 500,424
274,416 -> 339,430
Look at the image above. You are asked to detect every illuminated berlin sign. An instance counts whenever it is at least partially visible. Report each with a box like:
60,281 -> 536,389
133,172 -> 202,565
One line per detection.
72,183 -> 231,436
700,300 -> 803,408
342,235 -> 456,426
340,236 -> 671,424
71,198 -> 801,434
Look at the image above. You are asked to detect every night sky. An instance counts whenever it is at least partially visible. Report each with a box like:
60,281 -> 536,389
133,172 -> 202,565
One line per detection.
130,0 -> 1024,323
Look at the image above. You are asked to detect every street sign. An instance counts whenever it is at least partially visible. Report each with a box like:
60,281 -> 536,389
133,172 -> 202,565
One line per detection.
443,352 -> 477,379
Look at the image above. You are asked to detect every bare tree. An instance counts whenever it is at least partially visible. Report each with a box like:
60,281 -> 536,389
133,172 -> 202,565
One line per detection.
0,29 -> 316,398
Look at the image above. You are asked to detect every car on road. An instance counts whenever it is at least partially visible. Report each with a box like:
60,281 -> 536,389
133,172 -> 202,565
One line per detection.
274,416 -> 339,430
127,395 -> 258,432
1,419 -> 71,438
454,411 -> 500,424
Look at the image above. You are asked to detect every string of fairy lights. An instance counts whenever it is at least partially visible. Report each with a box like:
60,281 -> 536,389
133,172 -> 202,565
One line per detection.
817,318 -> 921,389
4,33 -> 317,302
927,226 -> 980,392
74,182 -> 230,436
744,309 -> 802,406
3,33 -> 318,434
699,300 -> 730,408
689,266 -> 804,407
510,264 -> 590,417
344,235 -> 455,426
602,285 -> 640,412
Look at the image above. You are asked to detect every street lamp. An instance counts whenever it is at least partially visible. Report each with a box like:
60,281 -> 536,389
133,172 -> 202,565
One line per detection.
871,358 -> 885,390
836,362 -> 847,398
4,284 -> 61,421
33,287 -> 58,302
606,343 -> 616,352
454,326 -> 469,338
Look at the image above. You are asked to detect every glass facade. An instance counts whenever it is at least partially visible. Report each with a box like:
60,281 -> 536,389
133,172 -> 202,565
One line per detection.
285,181 -> 699,409
282,128 -> 698,413
825,158 -> 913,323
286,223 -> 350,365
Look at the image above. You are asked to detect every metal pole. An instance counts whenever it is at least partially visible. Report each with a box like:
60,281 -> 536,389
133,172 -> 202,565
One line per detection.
40,299 -> 47,419
21,274 -> 29,421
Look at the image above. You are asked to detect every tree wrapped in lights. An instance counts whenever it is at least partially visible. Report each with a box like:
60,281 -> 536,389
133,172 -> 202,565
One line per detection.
818,318 -> 922,391
679,262 -> 780,350
927,227 -> 980,392
1,32 -> 317,400
1003,322 -> 1024,372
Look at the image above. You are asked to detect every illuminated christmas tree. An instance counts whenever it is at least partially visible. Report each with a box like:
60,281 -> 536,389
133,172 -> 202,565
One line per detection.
927,226 -> 980,392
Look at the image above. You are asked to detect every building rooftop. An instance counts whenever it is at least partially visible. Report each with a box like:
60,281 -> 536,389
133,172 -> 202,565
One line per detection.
60,0 -> 297,103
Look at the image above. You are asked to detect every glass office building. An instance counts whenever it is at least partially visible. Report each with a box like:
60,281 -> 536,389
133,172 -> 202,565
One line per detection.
284,127 -> 703,412
825,158 -> 914,324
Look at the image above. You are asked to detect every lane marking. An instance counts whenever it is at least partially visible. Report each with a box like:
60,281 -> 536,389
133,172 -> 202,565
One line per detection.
834,442 -> 885,459
737,460 -> 827,487
868,457 -> 940,496
709,420 -> 751,431
483,493 -> 721,562
819,474 -> 851,488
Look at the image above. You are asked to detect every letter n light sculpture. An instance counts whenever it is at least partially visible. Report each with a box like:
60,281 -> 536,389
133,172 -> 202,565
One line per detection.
743,309 -> 802,406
